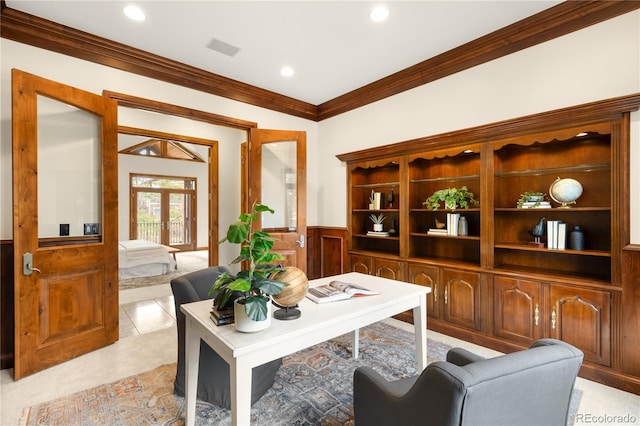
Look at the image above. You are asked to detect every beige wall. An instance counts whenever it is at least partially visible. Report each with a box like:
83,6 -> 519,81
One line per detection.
0,39 -> 318,266
1,10 -> 639,251
316,11 -> 640,244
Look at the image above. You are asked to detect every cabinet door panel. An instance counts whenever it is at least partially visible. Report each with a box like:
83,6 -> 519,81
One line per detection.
550,285 -> 611,366
374,258 -> 405,281
442,269 -> 481,330
493,276 -> 543,344
408,263 -> 440,319
350,254 -> 372,275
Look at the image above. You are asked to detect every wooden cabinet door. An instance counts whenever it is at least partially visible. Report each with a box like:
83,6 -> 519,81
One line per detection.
493,276 -> 544,345
442,268 -> 481,330
374,258 -> 405,281
350,254 -> 373,275
550,285 -> 611,366
408,263 -> 440,319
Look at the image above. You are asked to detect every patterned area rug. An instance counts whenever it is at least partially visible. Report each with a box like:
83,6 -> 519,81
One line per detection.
20,322 -> 582,425
119,251 -> 208,291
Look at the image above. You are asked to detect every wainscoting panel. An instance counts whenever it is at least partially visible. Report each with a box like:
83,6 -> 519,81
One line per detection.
306,227 -> 347,280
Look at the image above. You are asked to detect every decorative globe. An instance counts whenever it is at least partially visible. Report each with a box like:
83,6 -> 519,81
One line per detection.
271,267 -> 308,320
549,177 -> 583,208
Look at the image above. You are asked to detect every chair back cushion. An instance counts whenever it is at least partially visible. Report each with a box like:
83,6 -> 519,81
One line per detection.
454,339 -> 583,426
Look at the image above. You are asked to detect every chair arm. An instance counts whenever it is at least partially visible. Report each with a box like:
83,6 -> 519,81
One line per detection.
353,367 -> 418,425
446,347 -> 486,366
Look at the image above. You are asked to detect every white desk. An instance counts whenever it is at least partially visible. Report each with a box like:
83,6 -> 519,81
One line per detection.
181,272 -> 430,426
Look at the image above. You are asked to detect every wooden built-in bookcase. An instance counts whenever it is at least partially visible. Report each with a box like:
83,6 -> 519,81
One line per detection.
337,94 -> 640,393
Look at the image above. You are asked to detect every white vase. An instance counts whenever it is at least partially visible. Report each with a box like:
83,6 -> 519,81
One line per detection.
234,298 -> 272,332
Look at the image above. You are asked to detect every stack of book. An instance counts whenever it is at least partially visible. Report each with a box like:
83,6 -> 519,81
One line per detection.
547,220 -> 568,250
210,307 -> 234,326
427,228 -> 448,235
427,213 -> 461,236
519,201 -> 552,208
367,230 -> 390,237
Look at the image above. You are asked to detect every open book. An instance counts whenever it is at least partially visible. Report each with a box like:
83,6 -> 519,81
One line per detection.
306,281 -> 379,304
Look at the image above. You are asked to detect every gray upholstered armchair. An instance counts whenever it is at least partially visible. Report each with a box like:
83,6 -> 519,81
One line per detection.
353,338 -> 583,426
171,266 -> 282,409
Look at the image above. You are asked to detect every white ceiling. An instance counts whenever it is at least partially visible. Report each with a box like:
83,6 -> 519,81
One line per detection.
6,1 -> 562,105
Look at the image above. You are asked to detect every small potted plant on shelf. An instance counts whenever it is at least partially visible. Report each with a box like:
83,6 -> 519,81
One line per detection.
517,191 -> 547,208
210,203 -> 287,332
423,186 -> 479,211
369,213 -> 386,232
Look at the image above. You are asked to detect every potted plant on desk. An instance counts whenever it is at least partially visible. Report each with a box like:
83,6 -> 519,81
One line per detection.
210,203 -> 286,332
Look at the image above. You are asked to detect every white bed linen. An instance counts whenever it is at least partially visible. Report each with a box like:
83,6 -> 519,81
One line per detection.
118,240 -> 176,279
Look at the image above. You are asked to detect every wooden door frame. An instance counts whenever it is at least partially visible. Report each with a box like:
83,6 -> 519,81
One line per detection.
105,92 -> 258,266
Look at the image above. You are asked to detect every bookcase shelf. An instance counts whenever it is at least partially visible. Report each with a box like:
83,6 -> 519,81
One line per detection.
336,94 -> 640,392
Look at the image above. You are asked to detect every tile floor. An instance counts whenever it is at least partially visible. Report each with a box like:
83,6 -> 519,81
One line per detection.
120,293 -> 176,338
2,281 -> 639,425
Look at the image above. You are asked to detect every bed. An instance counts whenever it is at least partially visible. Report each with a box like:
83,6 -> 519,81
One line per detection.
118,239 -> 177,279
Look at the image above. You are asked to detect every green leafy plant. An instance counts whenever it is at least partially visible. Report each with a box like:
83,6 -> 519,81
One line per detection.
423,186 -> 479,211
517,191 -> 546,208
369,213 -> 386,224
209,203 -> 286,321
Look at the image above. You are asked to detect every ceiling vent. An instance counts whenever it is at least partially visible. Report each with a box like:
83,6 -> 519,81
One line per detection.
206,38 -> 241,57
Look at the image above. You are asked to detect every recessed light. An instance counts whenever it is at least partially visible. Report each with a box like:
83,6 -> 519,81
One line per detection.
123,5 -> 145,21
369,5 -> 389,22
281,66 -> 295,78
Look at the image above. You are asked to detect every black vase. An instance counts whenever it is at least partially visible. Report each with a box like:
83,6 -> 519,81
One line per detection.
569,226 -> 584,250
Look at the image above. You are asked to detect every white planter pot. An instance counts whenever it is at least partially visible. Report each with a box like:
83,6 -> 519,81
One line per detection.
234,298 -> 272,333
373,223 -> 383,232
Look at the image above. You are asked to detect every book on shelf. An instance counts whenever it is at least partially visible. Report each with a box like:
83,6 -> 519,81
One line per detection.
374,192 -> 382,210
367,230 -> 390,237
557,222 -> 567,250
519,201 -> 552,208
546,220 -> 567,250
306,281 -> 380,304
447,213 -> 460,236
427,228 -> 448,235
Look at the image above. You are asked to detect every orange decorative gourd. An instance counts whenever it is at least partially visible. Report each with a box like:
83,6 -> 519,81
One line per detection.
271,267 -> 309,307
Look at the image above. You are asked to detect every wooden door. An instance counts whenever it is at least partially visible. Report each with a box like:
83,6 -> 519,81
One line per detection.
493,276 -> 544,344
442,268 -> 481,331
12,69 -> 119,379
350,254 -> 372,275
408,263 -> 440,319
374,257 -> 405,281
249,129 -> 307,271
550,284 -> 611,366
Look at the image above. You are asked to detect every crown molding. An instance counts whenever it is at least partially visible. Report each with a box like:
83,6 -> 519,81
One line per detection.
319,1 -> 640,120
2,1 -> 639,122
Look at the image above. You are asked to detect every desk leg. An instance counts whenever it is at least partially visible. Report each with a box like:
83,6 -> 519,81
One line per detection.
184,317 -> 200,426
413,296 -> 427,371
352,329 -> 359,358
230,358 -> 252,426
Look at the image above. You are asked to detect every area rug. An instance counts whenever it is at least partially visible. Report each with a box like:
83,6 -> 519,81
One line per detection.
119,251 -> 208,291
20,322 -> 582,425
